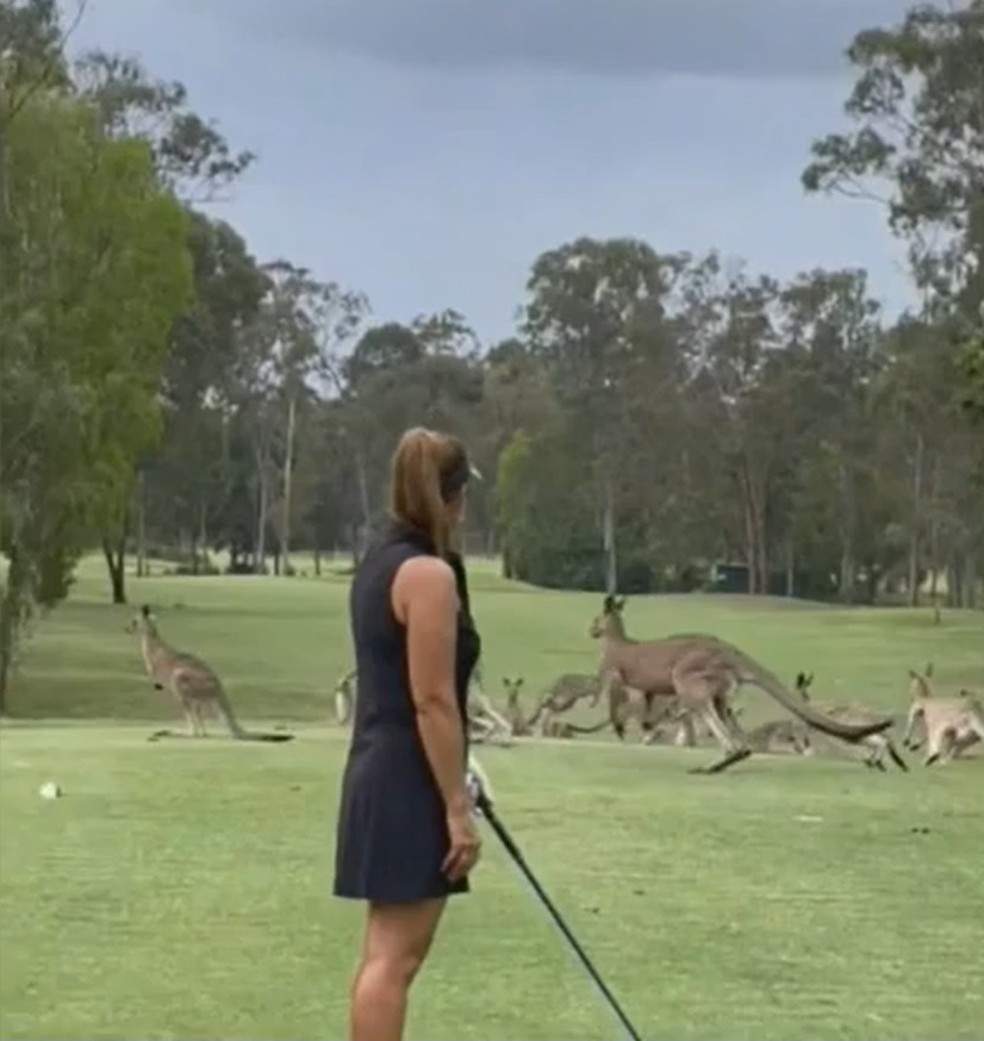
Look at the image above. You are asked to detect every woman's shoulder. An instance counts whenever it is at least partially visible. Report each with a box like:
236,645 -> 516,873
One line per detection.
396,553 -> 455,593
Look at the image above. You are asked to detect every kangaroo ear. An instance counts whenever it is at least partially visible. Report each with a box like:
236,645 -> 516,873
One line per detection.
602,594 -> 613,611
925,661 -> 934,677
517,677 -> 524,687
796,671 -> 805,686
806,672 -> 814,685
140,604 -> 151,617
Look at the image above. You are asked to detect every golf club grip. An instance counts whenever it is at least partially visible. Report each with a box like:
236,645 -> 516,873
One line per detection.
478,800 -> 644,1041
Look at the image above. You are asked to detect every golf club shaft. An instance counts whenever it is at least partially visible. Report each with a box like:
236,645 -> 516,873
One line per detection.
476,793 -> 644,1041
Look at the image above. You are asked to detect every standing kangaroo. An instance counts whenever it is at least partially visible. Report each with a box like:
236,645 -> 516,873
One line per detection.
794,671 -> 908,772
128,605 -> 293,743
502,676 -> 536,735
466,663 -> 515,745
334,668 -> 357,725
589,595 -> 893,774
903,664 -> 984,765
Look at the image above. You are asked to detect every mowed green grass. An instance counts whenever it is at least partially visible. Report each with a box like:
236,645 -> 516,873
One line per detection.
1,557 -> 983,1040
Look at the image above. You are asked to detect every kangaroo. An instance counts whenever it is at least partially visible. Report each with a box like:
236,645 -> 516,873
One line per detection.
902,664 -> 980,760
794,671 -> 908,772
502,676 -> 536,736
532,673 -> 607,736
903,665 -> 984,766
502,675 -> 612,739
128,605 -> 293,743
334,668 -> 357,725
466,664 -> 514,746
589,595 -> 893,774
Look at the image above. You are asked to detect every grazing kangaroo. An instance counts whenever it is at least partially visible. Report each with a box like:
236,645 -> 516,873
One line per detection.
794,671 -> 908,772
743,718 -> 813,756
903,665 -> 984,765
589,595 -> 893,774
128,606 -> 293,743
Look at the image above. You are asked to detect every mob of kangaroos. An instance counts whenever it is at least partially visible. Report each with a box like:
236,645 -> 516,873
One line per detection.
589,595 -> 893,774
128,605 -> 293,743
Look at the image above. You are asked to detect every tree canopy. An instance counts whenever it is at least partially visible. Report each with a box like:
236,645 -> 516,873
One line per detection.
1,0 -> 981,712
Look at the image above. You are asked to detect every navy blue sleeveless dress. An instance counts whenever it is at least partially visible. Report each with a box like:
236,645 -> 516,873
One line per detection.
333,521 -> 481,903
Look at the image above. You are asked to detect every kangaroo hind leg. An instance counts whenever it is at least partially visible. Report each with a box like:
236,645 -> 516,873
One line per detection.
674,670 -> 751,775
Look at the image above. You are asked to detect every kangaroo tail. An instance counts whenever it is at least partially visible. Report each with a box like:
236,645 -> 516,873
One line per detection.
213,686 -> 247,739
213,687 -> 295,743
567,716 -> 611,734
886,740 -> 909,771
733,648 -> 893,744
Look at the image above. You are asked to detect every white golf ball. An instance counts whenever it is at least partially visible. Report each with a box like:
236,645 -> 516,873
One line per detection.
39,781 -> 61,800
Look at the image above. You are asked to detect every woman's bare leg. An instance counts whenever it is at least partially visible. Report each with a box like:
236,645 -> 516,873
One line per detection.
350,897 -> 447,1041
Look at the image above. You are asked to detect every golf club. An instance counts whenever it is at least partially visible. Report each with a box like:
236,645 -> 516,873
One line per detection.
467,766 -> 644,1041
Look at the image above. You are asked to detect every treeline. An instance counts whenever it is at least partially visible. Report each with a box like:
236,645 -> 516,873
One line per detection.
2,0 -> 983,704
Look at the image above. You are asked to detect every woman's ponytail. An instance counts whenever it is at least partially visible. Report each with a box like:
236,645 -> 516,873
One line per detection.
390,427 -> 468,557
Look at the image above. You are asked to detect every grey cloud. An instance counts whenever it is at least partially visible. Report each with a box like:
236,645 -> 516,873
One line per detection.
229,0 -> 913,78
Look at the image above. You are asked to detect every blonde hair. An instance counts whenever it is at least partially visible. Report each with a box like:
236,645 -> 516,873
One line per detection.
389,427 -> 469,558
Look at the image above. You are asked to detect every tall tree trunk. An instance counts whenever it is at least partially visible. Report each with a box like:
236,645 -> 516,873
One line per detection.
838,461 -> 856,604
0,550 -> 24,715
280,394 -> 297,576
601,477 -> 617,594
101,532 -> 127,605
962,552 -> 979,609
928,452 -> 940,604
197,499 -> 208,573
254,443 -> 268,574
313,544 -> 322,577
785,541 -> 795,598
907,433 -> 924,607
136,471 -> 147,578
753,486 -> 768,596
738,462 -> 758,594
354,446 -> 372,564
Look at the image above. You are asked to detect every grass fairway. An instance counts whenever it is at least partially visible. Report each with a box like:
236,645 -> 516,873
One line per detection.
1,559 -> 982,1039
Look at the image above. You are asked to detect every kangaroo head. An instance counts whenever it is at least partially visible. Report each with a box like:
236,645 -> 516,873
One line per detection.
588,594 -> 627,638
126,604 -> 157,635
907,667 -> 933,701
501,676 -> 524,706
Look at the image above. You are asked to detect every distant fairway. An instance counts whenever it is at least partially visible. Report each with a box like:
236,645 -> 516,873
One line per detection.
1,558 -> 982,1039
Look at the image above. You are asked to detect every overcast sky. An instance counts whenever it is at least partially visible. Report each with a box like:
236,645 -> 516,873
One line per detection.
70,0 -> 916,343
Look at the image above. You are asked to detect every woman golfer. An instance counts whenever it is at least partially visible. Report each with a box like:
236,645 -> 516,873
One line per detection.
334,427 -> 482,1041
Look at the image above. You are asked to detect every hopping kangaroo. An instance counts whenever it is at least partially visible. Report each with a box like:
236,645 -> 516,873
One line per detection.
794,671 -> 908,772
128,605 -> 293,743
589,595 -> 892,774
903,665 -> 984,766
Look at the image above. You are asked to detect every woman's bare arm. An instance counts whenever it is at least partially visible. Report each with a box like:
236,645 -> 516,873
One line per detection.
393,556 -> 469,816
